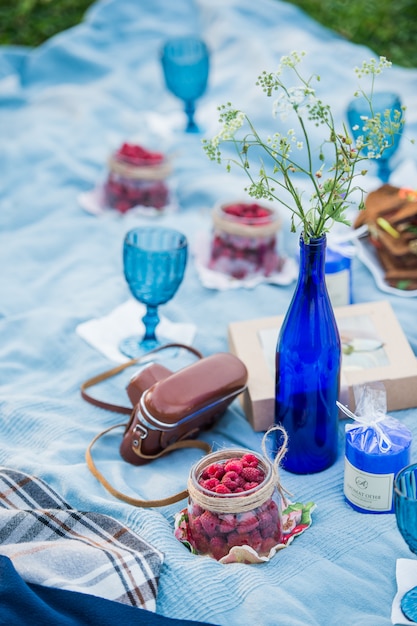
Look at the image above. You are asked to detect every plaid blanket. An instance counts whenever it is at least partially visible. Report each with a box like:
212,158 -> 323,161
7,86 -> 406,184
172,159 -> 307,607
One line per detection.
0,467 -> 164,612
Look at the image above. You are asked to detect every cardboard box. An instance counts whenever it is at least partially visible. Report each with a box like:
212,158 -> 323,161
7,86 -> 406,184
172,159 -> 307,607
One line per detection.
228,300 -> 417,431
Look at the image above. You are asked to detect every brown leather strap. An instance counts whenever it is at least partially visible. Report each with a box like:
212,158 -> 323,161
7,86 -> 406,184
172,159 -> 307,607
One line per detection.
85,422 -> 211,507
81,343 -> 203,414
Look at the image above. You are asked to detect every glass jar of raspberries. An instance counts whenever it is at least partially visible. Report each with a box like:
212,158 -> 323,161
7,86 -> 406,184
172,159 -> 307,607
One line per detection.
208,201 -> 282,279
104,142 -> 172,213
187,448 -> 283,561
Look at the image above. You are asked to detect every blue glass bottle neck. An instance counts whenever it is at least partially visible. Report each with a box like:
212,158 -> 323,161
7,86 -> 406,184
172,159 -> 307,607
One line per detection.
298,234 -> 327,281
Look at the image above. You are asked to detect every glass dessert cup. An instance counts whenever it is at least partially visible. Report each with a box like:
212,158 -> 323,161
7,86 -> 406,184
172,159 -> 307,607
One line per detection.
187,448 -> 283,561
209,201 -> 282,280
104,142 -> 171,213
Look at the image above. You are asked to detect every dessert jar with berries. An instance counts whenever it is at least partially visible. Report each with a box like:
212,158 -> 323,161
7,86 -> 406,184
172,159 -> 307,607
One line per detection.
104,142 -> 172,214
208,201 -> 282,280
186,449 -> 283,561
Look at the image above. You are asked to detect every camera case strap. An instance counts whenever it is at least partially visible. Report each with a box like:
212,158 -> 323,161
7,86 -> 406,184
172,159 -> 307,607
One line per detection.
82,343 -> 248,508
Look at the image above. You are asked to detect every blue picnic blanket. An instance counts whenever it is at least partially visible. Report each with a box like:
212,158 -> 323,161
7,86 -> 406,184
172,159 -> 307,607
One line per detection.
1,1 -> 417,625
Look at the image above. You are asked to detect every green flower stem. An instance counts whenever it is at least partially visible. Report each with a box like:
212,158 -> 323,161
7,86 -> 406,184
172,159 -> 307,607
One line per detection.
233,127 -> 309,225
246,117 -> 317,224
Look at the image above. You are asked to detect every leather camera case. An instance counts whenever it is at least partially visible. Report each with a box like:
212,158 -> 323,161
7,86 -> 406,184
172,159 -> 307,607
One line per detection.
120,353 -> 248,465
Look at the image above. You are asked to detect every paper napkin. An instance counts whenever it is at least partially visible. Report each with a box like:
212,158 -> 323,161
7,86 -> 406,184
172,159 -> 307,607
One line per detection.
391,558 -> 417,625
76,299 -> 196,363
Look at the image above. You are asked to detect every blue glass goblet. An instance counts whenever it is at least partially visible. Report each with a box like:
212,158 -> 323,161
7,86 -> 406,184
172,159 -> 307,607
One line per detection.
394,463 -> 417,623
119,227 -> 188,359
347,91 -> 403,183
161,36 -> 210,133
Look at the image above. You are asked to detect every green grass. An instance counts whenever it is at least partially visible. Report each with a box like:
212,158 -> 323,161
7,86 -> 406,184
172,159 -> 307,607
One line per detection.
287,0 -> 417,69
0,0 -> 92,47
0,0 -> 416,68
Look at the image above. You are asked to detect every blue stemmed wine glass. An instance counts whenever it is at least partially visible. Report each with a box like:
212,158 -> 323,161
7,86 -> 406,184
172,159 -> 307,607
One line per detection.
394,463 -> 417,623
161,36 -> 210,133
119,227 -> 188,359
347,91 -> 404,183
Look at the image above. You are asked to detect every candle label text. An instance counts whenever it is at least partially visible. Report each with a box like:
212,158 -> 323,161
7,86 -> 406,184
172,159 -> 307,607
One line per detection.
344,457 -> 394,512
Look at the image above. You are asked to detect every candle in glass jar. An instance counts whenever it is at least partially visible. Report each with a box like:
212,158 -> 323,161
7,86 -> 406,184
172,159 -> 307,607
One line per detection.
344,416 -> 412,514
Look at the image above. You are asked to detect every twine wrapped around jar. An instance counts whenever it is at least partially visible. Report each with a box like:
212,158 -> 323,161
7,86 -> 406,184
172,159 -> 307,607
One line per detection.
212,203 -> 281,239
107,155 -> 172,181
187,425 -> 290,515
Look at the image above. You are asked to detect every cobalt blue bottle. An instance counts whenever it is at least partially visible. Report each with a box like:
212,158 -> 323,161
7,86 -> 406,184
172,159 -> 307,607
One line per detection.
275,234 -> 341,474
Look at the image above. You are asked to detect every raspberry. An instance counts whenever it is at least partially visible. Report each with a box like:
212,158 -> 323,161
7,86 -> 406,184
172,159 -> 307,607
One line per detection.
189,502 -> 205,517
223,203 -> 273,224
224,204 -> 243,217
221,478 -> 239,492
201,478 -> 219,491
222,470 -> 239,483
241,453 -> 260,468
224,459 -> 243,474
221,470 -> 241,492
258,510 -> 273,529
227,532 -> 252,548
267,500 -> 280,523
115,200 -> 131,214
260,523 -> 276,539
199,511 -> 218,537
248,530 -> 263,552
226,531 -> 240,547
210,536 -> 228,560
190,515 -> 204,535
243,481 -> 260,491
189,518 -> 213,553
203,463 -> 225,481
241,466 -> 264,483
255,208 -> 271,218
117,142 -> 164,165
192,532 -> 210,554
215,483 -> 231,494
236,512 -> 259,534
218,515 -> 236,534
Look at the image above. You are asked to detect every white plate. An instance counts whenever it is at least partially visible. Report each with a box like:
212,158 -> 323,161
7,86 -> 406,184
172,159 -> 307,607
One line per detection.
355,235 -> 417,298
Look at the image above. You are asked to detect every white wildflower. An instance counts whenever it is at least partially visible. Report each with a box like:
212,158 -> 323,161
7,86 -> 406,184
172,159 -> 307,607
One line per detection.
203,50 -> 402,239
